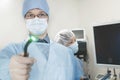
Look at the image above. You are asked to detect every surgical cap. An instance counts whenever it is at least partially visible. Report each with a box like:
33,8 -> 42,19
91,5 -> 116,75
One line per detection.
54,29 -> 75,45
22,0 -> 49,17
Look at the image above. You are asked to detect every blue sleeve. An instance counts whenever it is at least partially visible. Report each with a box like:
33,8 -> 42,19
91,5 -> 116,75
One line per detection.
0,42 -> 24,80
74,57 -> 84,80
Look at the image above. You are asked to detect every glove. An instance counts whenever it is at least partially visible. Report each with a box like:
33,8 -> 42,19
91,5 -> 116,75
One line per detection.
9,54 -> 35,80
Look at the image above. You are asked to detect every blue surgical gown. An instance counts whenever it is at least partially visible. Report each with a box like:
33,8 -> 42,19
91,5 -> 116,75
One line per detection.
0,40 -> 83,80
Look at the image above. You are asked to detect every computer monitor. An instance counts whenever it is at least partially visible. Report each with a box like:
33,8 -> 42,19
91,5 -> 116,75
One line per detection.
93,22 -> 120,66
72,29 -> 85,41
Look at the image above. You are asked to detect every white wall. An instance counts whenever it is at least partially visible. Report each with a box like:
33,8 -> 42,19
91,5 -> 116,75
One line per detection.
0,0 -> 120,80
47,0 -> 83,39
0,0 -> 27,47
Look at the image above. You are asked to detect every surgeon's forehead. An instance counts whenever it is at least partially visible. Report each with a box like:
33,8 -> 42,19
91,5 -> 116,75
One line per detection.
26,8 -> 47,14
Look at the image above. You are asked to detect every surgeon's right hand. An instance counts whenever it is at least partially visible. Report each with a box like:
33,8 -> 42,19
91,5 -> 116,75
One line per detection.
9,54 -> 35,80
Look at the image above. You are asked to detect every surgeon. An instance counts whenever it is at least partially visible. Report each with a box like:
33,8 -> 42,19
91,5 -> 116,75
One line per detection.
0,0 -> 82,80
54,29 -> 85,80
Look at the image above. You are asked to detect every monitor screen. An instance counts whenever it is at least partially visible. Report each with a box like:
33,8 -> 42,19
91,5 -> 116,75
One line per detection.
72,29 -> 85,40
93,23 -> 120,65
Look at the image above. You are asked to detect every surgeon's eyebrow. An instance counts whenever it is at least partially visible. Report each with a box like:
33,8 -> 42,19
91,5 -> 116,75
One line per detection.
38,11 -> 48,15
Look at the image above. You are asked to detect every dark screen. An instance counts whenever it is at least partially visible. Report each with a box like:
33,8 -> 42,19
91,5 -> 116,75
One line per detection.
93,23 -> 120,65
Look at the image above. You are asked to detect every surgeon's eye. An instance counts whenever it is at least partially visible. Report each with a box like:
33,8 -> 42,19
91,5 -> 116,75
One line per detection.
25,14 -> 35,19
37,13 -> 48,18
29,14 -> 34,17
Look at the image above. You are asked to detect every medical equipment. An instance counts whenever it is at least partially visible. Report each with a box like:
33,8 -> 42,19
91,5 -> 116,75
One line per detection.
101,68 -> 111,80
113,68 -> 117,80
93,22 -> 120,65
101,73 -> 111,80
72,29 -> 86,41
111,68 -> 117,80
95,74 -> 104,80
74,41 -> 87,62
95,68 -> 111,80
24,35 -> 39,57
95,72 -> 111,80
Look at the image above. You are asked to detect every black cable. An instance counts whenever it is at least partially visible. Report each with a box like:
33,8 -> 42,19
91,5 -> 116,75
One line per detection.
24,39 -> 32,57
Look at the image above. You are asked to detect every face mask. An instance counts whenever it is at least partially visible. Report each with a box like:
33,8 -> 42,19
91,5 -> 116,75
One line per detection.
69,42 -> 79,54
26,18 -> 48,35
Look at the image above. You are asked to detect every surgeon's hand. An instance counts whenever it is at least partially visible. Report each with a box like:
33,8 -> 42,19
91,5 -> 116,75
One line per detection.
9,54 -> 35,80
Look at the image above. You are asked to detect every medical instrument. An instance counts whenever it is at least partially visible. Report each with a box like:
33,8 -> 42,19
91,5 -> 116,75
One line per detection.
24,35 -> 39,57
111,68 -> 117,80
100,68 -> 111,80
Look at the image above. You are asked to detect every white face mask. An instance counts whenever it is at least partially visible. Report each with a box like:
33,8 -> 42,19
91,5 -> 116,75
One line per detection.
26,18 -> 48,35
69,42 -> 79,54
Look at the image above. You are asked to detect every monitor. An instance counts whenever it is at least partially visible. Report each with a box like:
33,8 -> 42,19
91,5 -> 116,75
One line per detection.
93,23 -> 120,65
72,29 -> 85,41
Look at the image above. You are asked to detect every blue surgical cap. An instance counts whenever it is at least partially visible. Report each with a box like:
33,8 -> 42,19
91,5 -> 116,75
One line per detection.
22,0 -> 49,17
